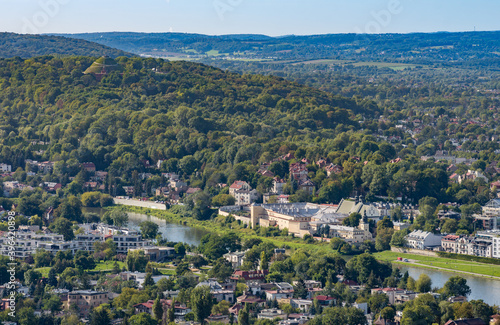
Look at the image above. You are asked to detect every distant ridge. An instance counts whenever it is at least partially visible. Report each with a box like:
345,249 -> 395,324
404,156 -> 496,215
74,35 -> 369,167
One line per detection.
0,33 -> 133,58
57,31 -> 500,70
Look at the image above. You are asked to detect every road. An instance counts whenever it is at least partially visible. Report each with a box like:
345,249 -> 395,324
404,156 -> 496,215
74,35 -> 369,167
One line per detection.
113,198 -> 167,210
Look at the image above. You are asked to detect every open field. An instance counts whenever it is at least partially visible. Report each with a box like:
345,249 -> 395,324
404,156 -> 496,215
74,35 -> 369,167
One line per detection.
374,251 -> 500,278
35,261 -> 126,276
35,267 -> 51,277
92,261 -> 126,272
290,59 -> 427,70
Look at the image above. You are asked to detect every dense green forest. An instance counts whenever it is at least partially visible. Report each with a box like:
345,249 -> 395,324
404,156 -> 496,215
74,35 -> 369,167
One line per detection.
58,31 -> 500,69
0,33 -> 132,58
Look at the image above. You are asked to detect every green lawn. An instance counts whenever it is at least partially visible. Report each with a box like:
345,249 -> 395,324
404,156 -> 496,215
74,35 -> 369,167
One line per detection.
158,268 -> 176,276
35,267 -> 51,277
374,251 -> 500,278
92,261 -> 125,272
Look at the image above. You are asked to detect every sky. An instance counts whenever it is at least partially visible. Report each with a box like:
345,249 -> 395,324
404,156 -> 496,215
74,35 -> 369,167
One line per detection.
1,0 -> 499,36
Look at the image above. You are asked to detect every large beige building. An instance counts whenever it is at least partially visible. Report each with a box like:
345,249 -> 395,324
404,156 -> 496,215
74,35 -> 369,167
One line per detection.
250,203 -> 315,237
250,203 -> 373,240
66,291 -> 108,317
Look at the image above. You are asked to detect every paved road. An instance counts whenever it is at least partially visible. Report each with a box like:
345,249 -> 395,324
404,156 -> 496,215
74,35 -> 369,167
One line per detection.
113,198 -> 167,210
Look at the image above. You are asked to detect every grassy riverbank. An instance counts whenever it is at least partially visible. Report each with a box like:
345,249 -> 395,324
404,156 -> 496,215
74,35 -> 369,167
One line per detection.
113,205 -> 500,280
374,251 -> 500,279
116,205 -> 334,254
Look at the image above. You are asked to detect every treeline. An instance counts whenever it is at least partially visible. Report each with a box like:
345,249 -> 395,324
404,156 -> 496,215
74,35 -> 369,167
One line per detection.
63,31 -> 500,70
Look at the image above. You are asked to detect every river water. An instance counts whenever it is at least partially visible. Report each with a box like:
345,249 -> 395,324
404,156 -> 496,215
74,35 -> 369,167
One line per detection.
126,212 -> 209,246
398,266 -> 500,306
82,208 -> 209,246
83,208 -> 500,305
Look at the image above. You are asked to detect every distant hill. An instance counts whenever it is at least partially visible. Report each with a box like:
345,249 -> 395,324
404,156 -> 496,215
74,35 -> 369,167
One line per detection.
58,31 -> 500,70
0,33 -> 133,58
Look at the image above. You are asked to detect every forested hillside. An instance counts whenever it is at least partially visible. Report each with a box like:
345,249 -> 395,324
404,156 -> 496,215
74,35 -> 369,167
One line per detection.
0,55 -> 370,180
0,33 -> 132,58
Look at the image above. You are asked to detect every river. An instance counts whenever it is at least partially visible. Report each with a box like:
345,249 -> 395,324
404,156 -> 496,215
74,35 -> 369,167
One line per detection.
398,266 -> 500,306
82,208 -> 209,246
126,212 -> 209,246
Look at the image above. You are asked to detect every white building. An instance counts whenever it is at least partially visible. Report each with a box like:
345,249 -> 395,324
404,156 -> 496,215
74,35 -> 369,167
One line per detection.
405,230 -> 442,250
476,230 -> 500,258
0,163 -> 11,172
336,199 -> 381,219
234,189 -> 260,206
224,251 -> 247,268
229,181 -> 259,205
0,228 -> 150,258
329,222 -> 372,243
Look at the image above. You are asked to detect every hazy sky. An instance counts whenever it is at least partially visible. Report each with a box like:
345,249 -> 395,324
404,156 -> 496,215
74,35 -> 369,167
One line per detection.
1,0 -> 499,36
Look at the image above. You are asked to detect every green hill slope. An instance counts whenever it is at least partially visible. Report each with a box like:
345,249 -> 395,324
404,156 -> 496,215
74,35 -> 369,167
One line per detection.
0,33 -> 133,58
0,56 -> 373,183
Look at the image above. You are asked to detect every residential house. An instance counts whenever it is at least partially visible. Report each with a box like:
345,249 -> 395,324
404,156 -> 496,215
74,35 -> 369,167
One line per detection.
258,309 -> 287,320
313,295 -> 336,307
224,251 -> 246,268
329,222 -> 373,244
196,280 -> 235,303
186,187 -> 201,195
441,235 -> 461,253
231,270 -> 268,282
476,230 -> 500,258
405,230 -> 443,250
290,299 -> 313,312
66,291 -> 108,318
298,179 -> 315,195
229,181 -> 252,196
289,163 -> 308,181
229,181 -> 259,205
82,162 -> 96,172
265,283 -> 294,300
0,164 -> 11,172
273,178 -> 286,195
370,288 -> 408,305
42,182 -> 62,192
324,164 -> 343,176
458,170 -> 488,184
170,180 -> 188,192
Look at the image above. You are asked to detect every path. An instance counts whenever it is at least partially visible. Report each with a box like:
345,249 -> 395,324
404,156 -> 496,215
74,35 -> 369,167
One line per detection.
393,259 -> 500,280
113,198 -> 167,210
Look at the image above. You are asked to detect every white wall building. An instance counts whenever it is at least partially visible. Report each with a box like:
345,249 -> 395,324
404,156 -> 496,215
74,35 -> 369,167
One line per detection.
405,230 -> 442,250
0,164 -> 12,172
476,230 -> 500,258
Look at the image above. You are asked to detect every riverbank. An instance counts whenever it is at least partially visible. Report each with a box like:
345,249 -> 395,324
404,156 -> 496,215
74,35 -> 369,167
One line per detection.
113,205 -> 500,281
113,205 -> 335,254
374,251 -> 500,280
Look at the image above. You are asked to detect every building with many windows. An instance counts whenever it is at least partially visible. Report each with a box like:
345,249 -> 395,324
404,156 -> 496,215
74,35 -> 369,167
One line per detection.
66,291 -> 108,317
405,230 -> 443,250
